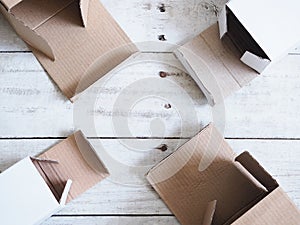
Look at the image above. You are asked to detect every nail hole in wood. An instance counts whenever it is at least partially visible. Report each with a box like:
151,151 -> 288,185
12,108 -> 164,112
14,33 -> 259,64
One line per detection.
164,103 -> 171,109
158,3 -> 166,12
156,144 -> 168,152
158,34 -> 167,41
159,71 -> 168,78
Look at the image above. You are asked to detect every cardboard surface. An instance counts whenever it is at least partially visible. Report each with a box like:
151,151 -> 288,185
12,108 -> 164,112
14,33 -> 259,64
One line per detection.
0,0 -> 137,100
0,130 -> 109,225
147,124 -> 300,225
175,24 -> 257,105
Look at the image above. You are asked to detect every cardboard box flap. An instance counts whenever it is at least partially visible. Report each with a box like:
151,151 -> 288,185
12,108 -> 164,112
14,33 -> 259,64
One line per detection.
0,157 -> 61,225
9,0 -> 74,29
175,24 -> 257,105
232,187 -> 300,225
4,0 -> 89,28
1,0 -> 135,100
226,0 -> 300,61
0,0 -> 89,60
0,3 -> 55,59
59,179 -> 72,205
147,124 -> 268,225
235,151 -> 279,192
79,0 -> 90,27
0,0 -> 22,10
240,51 -> 271,74
202,200 -> 217,225
218,6 -> 227,38
35,130 -> 109,203
32,0 -> 137,100
74,130 -> 109,174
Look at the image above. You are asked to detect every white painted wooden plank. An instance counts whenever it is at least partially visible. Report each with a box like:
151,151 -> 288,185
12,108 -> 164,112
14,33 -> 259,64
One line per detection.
0,52 -> 210,138
0,138 -> 299,214
290,47 -> 300,55
101,0 -> 227,52
1,53 -> 300,138
0,53 -> 75,137
225,55 -> 300,138
42,216 -> 179,225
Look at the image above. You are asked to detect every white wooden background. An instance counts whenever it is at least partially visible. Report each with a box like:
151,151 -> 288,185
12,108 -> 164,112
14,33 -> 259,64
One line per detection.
0,0 -> 300,224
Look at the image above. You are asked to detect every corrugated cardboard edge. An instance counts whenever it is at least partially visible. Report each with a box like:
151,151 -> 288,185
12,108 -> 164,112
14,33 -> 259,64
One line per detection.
202,200 -> 217,225
79,0 -> 89,27
0,3 -> 55,60
59,179 -> 73,205
0,0 -> 22,10
174,49 -> 215,105
218,5 -> 227,38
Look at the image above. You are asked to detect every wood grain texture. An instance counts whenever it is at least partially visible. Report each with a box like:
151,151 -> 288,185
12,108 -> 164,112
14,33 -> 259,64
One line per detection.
0,52 -> 210,138
1,53 -> 300,138
42,216 -> 179,225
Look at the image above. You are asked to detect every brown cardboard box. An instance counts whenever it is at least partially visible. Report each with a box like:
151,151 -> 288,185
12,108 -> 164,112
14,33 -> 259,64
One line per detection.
0,0 -> 137,101
147,124 -> 300,225
175,0 -> 300,105
0,130 -> 109,225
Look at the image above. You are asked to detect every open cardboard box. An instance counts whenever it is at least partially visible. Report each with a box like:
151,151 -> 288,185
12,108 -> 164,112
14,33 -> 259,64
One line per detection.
175,0 -> 300,105
0,131 -> 109,225
0,0 -> 138,101
147,124 -> 300,225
